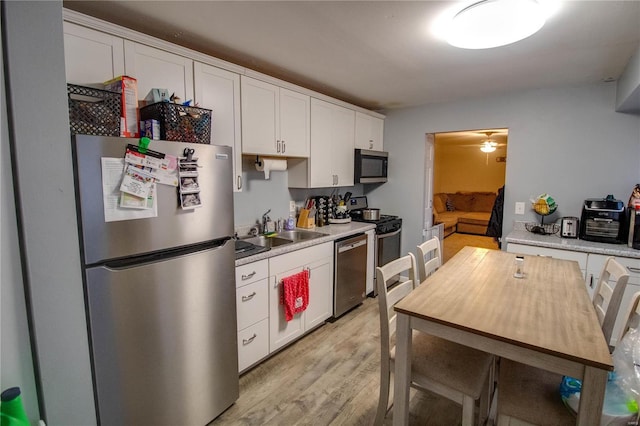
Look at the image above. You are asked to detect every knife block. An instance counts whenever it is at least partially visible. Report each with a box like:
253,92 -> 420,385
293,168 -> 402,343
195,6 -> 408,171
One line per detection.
296,209 -> 315,228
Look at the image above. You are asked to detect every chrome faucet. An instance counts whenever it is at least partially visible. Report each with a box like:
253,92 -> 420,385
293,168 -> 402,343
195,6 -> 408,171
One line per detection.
262,209 -> 271,233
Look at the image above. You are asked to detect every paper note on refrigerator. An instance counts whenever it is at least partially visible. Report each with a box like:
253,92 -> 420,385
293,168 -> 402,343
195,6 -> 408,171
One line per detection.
101,158 -> 158,222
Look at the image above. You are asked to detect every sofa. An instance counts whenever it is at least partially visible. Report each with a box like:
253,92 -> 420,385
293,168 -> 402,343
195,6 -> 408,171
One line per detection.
433,192 -> 497,237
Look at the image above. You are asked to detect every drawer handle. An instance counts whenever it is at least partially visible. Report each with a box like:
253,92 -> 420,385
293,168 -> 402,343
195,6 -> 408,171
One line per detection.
243,334 -> 257,345
242,292 -> 256,301
241,271 -> 256,280
627,267 -> 640,274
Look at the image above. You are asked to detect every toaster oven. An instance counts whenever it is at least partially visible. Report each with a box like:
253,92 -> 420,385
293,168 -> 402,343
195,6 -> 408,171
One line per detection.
579,196 -> 627,244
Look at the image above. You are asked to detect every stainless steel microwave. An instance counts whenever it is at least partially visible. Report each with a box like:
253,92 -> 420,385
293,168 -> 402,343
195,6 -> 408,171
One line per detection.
354,149 -> 388,183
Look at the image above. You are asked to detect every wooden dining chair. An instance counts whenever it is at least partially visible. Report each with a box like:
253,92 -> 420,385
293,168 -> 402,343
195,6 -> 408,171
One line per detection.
496,257 -> 630,426
592,257 -> 630,345
617,291 -> 640,342
416,236 -> 442,282
374,253 -> 494,426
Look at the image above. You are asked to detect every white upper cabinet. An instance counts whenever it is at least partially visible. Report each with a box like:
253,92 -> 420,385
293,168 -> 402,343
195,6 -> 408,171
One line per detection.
194,63 -> 243,192
354,112 -> 384,151
63,22 -> 124,86
124,40 -> 193,103
288,98 -> 355,188
241,76 -> 310,157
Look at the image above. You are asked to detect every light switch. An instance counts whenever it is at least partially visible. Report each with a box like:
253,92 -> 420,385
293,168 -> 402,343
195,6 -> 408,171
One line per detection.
515,202 -> 525,215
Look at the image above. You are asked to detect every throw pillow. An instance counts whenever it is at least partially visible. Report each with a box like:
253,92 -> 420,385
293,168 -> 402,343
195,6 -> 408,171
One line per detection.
446,197 -> 455,211
433,195 -> 445,213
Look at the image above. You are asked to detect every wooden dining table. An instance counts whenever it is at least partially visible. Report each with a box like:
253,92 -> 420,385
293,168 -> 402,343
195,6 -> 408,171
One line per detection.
392,246 -> 614,425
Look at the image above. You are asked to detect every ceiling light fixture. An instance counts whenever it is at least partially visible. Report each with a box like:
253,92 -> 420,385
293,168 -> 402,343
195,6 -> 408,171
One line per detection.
480,141 -> 497,153
446,0 -> 547,49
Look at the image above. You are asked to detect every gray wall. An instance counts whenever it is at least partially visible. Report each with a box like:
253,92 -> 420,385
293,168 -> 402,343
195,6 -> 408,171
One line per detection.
370,82 -> 640,258
617,45 -> 640,112
2,2 -> 96,424
0,10 -> 40,423
233,156 -> 364,230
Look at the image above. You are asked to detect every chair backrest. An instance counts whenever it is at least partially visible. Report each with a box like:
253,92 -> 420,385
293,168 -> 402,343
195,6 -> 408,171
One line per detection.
376,253 -> 418,358
416,237 -> 442,282
593,257 -> 630,343
617,291 -> 640,344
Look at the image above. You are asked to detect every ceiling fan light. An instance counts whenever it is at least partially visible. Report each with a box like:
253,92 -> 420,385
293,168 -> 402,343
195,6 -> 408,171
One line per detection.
480,142 -> 497,153
446,0 -> 546,49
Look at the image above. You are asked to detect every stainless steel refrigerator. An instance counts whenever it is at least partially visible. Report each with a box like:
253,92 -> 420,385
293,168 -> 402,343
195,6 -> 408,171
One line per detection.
72,135 -> 238,425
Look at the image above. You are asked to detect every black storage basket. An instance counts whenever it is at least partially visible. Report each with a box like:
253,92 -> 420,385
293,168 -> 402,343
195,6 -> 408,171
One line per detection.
67,84 -> 121,136
139,102 -> 212,144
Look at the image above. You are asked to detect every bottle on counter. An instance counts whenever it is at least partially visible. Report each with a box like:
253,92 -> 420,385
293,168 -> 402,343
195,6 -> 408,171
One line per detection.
285,213 -> 295,231
632,205 -> 640,249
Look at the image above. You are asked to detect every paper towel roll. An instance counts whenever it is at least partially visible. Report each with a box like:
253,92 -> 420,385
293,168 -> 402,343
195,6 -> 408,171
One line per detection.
255,157 -> 287,179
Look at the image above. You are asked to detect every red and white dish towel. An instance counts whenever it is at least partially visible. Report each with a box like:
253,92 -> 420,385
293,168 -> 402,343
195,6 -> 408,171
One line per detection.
281,269 -> 310,321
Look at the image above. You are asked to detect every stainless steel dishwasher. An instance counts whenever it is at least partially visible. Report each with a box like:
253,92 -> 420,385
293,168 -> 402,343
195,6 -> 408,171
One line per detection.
334,233 -> 368,318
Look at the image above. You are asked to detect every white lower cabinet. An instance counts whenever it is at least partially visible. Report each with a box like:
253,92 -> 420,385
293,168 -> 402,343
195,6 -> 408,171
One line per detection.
268,242 -> 333,352
506,243 -> 588,279
235,260 -> 269,372
235,242 -> 334,371
237,319 -> 269,373
365,230 -> 375,295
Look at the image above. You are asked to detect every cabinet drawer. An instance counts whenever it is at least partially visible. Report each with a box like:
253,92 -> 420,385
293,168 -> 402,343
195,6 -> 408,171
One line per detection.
587,254 -> 640,285
269,242 -> 333,275
236,278 -> 268,331
238,318 -> 269,373
235,259 -> 268,288
507,243 -> 588,270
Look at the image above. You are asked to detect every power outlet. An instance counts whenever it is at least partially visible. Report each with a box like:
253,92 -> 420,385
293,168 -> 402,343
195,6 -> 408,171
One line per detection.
515,202 -> 525,215
289,201 -> 296,213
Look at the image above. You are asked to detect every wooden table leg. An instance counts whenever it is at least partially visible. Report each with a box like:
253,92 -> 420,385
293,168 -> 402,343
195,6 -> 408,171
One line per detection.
393,313 -> 411,426
576,366 -> 608,425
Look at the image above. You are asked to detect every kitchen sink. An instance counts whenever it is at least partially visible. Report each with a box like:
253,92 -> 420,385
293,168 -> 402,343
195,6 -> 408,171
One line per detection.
242,235 -> 294,248
277,230 -> 328,241
240,229 -> 328,249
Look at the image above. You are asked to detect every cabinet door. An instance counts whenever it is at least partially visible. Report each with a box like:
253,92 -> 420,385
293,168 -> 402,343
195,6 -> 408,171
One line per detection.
194,63 -> 243,191
355,113 -> 384,151
279,88 -> 310,157
331,104 -> 355,187
238,318 -> 269,373
365,230 -> 375,295
370,116 -> 384,151
309,98 -> 335,187
236,278 -> 269,331
305,256 -> 333,330
63,22 -> 125,86
241,77 -> 278,156
269,267 -> 305,352
124,40 -> 194,103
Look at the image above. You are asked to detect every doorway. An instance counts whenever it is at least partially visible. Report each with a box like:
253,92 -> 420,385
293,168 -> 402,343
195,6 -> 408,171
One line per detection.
424,129 -> 507,262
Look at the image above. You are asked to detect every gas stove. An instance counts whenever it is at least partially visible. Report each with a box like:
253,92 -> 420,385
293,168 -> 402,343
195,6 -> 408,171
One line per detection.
345,196 -> 403,296
349,211 -> 402,233
347,196 -> 402,234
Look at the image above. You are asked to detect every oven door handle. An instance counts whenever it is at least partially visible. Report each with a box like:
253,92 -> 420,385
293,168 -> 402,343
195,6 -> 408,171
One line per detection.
376,228 -> 401,239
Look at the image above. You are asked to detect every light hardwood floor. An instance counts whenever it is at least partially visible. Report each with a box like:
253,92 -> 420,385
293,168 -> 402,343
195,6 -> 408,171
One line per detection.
442,233 -> 499,263
211,298 -> 464,426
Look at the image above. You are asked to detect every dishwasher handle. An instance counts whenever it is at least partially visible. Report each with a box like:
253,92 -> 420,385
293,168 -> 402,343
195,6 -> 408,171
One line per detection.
337,236 -> 367,254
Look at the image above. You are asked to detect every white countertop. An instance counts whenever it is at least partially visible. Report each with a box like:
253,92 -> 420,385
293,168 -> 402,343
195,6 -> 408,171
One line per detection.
235,222 -> 376,266
505,229 -> 640,259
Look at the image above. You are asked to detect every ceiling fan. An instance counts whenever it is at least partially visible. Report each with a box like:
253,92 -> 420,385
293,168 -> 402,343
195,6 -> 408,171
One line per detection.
480,132 -> 499,153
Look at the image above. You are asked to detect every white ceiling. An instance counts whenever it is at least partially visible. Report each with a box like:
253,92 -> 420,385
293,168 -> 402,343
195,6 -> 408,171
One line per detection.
63,1 -> 640,111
